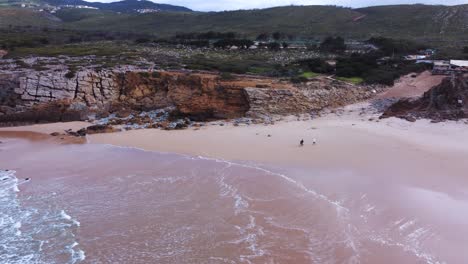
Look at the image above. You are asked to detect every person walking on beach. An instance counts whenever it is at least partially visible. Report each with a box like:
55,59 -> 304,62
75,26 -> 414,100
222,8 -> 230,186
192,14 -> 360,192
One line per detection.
300,139 -> 304,146
313,138 -> 317,145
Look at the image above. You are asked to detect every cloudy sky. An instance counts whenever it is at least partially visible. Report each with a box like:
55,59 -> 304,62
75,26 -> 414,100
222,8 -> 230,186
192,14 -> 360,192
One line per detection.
87,0 -> 467,11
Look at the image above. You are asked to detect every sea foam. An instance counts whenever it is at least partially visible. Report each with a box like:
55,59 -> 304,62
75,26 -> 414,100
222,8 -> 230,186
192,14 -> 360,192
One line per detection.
0,169 -> 85,264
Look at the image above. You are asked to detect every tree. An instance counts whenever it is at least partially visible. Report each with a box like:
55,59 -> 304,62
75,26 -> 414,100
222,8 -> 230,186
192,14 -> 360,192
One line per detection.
213,39 -> 254,49
267,42 -> 281,50
272,31 -> 282,41
256,33 -> 269,41
367,37 -> 426,56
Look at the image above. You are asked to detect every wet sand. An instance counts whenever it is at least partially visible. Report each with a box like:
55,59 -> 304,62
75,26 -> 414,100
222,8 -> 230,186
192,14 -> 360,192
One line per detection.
2,113 -> 468,263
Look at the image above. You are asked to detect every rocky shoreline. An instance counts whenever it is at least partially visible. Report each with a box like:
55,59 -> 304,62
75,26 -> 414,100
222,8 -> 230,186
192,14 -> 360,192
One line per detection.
0,63 -> 382,134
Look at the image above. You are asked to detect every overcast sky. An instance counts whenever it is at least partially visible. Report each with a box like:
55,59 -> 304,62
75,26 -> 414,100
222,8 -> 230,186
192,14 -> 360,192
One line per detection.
86,0 -> 467,11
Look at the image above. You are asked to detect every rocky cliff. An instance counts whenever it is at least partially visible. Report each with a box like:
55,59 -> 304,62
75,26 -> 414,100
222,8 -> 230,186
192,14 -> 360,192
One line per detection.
0,69 -> 379,125
381,75 -> 468,121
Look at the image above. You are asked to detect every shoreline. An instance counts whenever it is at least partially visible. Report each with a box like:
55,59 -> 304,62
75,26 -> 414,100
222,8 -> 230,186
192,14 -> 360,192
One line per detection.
2,110 -> 468,170
3,108 -> 468,263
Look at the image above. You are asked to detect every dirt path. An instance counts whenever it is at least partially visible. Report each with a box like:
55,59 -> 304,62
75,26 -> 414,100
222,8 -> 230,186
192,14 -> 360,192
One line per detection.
377,71 -> 445,99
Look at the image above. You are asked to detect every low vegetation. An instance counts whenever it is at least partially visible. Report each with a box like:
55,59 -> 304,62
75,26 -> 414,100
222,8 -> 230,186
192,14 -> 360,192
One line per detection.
335,76 -> 364,84
336,53 -> 430,85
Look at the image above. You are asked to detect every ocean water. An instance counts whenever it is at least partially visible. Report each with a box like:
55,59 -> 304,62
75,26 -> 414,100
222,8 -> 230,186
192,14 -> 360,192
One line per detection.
0,170 -> 84,264
1,137 -> 468,263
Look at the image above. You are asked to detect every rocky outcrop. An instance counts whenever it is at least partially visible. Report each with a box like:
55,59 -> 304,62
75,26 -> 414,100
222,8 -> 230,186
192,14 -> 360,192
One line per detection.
117,72 -> 250,120
245,87 -> 314,117
381,75 -> 468,121
297,77 -> 380,110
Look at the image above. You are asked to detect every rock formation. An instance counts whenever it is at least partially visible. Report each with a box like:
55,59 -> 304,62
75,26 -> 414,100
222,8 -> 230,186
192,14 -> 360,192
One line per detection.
0,68 -> 379,125
381,75 -> 468,121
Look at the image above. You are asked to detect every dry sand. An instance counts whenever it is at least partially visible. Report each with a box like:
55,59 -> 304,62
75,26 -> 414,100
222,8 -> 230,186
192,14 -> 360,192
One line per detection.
376,71 -> 445,99
2,111 -> 467,170
0,121 -> 90,134
89,116 -> 466,162
0,121 -> 90,144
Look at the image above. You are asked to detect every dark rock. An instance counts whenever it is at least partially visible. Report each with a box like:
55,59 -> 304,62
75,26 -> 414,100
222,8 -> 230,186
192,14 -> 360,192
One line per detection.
85,124 -> 117,134
381,75 -> 468,121
50,132 -> 60,136
76,128 -> 87,136
404,116 -> 417,122
116,109 -> 134,118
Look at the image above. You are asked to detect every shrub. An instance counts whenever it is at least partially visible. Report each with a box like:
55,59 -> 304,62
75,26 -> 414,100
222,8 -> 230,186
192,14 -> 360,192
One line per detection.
290,76 -> 309,83
134,38 -> 151,44
267,42 -> 281,50
298,58 -> 334,74
65,70 -> 76,79
138,72 -> 150,78
219,72 -> 235,80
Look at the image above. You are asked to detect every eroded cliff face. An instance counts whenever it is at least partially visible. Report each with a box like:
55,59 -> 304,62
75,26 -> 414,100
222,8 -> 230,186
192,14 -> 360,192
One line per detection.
0,69 -> 379,125
381,75 -> 468,121
0,70 -> 253,123
117,72 -> 250,120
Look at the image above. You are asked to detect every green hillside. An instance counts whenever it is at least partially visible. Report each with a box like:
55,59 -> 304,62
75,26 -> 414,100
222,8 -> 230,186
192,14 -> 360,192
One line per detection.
0,8 -> 59,28
1,4 -> 468,41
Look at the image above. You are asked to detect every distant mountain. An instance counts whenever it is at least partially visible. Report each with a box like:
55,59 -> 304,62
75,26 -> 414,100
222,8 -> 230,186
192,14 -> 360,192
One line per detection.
4,0 -> 192,13
86,0 -> 192,13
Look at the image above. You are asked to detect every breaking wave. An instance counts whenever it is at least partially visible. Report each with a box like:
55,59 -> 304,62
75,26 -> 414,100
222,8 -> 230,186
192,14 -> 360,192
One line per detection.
0,170 -> 85,264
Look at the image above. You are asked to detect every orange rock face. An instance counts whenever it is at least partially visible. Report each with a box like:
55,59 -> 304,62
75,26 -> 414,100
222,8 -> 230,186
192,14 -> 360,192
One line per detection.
117,72 -> 251,119
0,69 -> 379,125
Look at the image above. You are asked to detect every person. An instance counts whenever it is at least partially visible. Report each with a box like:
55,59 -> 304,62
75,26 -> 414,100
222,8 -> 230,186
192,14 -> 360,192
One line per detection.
313,138 -> 317,145
300,139 -> 304,146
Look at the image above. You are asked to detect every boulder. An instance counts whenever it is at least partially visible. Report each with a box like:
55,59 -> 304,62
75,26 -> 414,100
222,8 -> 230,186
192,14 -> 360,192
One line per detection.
85,124 -> 118,134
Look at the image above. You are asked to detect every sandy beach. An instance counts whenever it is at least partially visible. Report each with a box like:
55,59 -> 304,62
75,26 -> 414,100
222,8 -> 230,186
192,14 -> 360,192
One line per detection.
2,105 -> 468,263
3,108 -> 468,165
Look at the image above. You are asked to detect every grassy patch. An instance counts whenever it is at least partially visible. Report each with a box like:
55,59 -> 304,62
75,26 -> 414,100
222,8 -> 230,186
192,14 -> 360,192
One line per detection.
335,76 -> 364,84
300,71 -> 319,78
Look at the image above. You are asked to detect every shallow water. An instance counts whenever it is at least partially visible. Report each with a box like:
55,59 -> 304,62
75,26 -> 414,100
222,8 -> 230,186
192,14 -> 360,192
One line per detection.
1,137 -> 468,263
